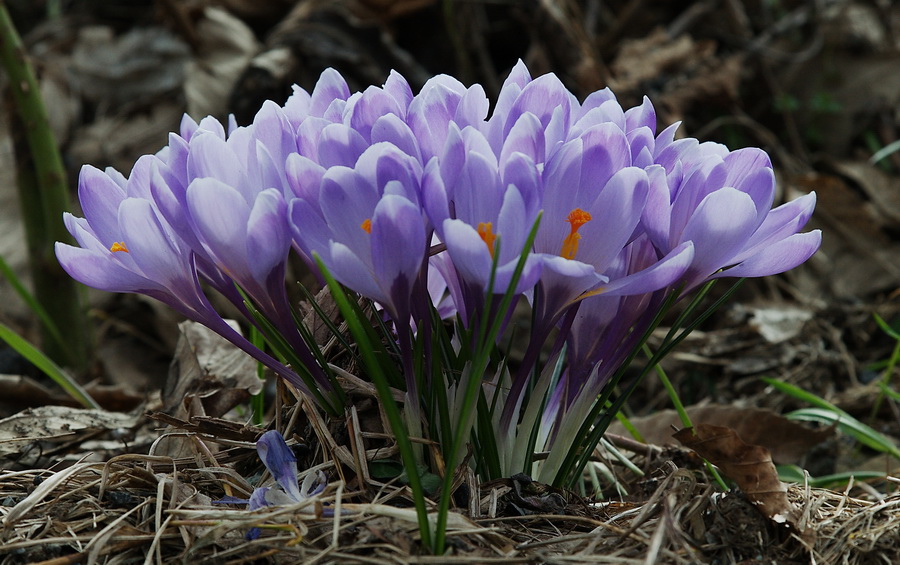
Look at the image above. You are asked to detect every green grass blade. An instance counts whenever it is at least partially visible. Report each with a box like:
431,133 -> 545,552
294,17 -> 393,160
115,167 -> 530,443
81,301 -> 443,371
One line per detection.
0,321 -> 99,409
872,313 -> 900,341
777,464 -> 885,488
0,254 -> 72,360
764,378 -> 900,460
785,407 -> 900,459
314,255 -> 432,550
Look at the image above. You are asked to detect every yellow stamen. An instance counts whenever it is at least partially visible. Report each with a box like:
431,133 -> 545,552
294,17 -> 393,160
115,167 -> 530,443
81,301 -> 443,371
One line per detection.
361,219 -> 372,234
110,241 -> 129,253
560,208 -> 592,260
477,222 -> 496,258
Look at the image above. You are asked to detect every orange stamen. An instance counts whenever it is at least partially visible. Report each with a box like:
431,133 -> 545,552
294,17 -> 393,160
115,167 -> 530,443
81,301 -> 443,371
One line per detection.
110,241 -> 129,253
477,222 -> 496,258
560,208 -> 592,260
361,219 -> 372,234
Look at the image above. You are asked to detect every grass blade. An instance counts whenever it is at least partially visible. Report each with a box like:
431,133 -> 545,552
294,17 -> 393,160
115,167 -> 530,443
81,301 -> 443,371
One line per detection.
0,321 -> 99,409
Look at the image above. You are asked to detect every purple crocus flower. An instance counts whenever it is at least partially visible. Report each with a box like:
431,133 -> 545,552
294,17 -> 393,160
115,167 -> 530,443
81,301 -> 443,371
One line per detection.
290,143 -> 428,325
640,123 -> 821,291
54,165 -> 313,394
224,430 -> 327,540
137,106 -> 342,402
422,120 -> 543,327
251,430 -> 327,509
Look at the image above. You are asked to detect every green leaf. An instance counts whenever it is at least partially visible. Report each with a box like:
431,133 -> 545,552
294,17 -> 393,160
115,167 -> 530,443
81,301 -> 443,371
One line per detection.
777,464 -> 886,488
0,321 -> 99,409
872,312 -> 900,341
369,459 -> 405,480
785,407 -> 900,459
0,254 -> 72,360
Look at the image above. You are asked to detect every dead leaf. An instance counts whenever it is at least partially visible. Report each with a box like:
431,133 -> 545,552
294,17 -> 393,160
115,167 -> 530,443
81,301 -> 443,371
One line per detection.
791,172 -> 900,297
162,320 -> 261,419
609,28 -> 743,117
184,7 -> 260,119
70,25 -> 190,110
749,306 -> 814,344
0,406 -> 141,457
301,285 -> 342,350
608,404 -> 833,464
829,161 -> 900,231
674,424 -> 803,533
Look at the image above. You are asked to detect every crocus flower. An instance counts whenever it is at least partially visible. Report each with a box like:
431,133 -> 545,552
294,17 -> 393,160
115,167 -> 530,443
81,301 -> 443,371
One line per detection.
422,120 -> 543,327
145,107 -> 343,402
250,430 -> 327,509
54,164 -> 314,395
290,143 -> 428,325
226,430 -> 328,540
641,128 -> 821,291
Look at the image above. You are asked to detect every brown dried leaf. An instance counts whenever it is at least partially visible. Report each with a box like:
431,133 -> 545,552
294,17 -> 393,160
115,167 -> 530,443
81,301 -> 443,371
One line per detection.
674,424 -> 802,531
608,404 -> 832,464
184,7 -> 260,118
162,320 -> 261,418
830,161 -> 900,231
0,406 -> 141,457
792,172 -> 900,297
302,285 -> 342,349
609,28 -> 742,117
70,25 -> 190,108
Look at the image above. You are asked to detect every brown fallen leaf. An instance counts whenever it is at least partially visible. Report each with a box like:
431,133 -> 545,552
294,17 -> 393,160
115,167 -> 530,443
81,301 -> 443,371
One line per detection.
674,424 -> 807,537
608,404 -> 833,464
162,320 -> 262,419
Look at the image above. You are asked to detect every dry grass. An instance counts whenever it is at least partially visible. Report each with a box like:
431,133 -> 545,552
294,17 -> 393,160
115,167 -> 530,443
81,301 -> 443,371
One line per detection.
2,401 -> 899,565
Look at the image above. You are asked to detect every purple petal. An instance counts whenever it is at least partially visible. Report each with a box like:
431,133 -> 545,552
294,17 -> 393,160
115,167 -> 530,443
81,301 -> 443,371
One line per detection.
310,68 -> 351,117
248,487 -> 271,512
732,192 -> 818,262
408,76 -> 466,159
187,133 -> 245,187
346,85 -> 404,142
285,153 -> 326,200
640,165 -> 672,252
422,158 -> 449,235
370,195 -> 426,316
383,70 -> 413,114
256,431 -> 302,501
442,218 -> 494,288
573,167 -> 649,272
680,187 -> 758,284
625,96 -> 657,133
506,72 -> 573,137
186,178 -> 251,268
500,152 -> 541,219
588,241 -> 694,298
55,242 -> 156,293
712,230 -> 822,279
454,83 -> 490,128
371,114 -> 422,163
289,197 -> 333,258
245,189 -> 290,284
77,165 -> 127,246
319,167 -> 379,254
317,123 -> 369,168
296,116 -> 331,161
328,241 -> 385,303
499,112 -> 545,165
283,84 -> 312,128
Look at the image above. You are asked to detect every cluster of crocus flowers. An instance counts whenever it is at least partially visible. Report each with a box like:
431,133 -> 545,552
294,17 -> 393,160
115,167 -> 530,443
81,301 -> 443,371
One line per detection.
57,61 -> 821,481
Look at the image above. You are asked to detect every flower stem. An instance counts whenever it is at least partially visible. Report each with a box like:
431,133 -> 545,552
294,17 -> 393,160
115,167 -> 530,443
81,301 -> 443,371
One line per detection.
0,4 -> 89,371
